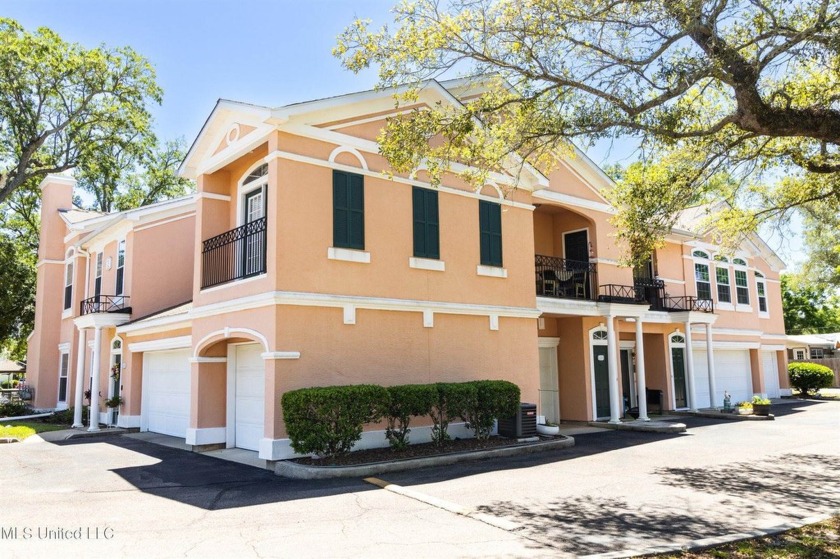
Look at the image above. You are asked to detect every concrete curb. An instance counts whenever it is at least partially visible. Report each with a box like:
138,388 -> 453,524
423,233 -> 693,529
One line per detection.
34,427 -> 129,442
275,435 -> 575,479
587,421 -> 686,433
667,410 -> 775,421
580,510 -> 840,559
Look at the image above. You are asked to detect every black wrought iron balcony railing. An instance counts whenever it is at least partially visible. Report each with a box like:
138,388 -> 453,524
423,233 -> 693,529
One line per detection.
201,217 -> 267,289
598,284 -> 649,304
535,254 -> 597,301
80,295 -> 131,315
656,295 -> 715,313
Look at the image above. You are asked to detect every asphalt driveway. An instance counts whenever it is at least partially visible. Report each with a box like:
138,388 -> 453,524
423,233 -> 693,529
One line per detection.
1,399 -> 838,558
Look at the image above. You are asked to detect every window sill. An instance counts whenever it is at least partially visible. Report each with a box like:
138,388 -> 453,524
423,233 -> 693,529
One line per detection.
758,312 -> 770,319
409,257 -> 445,272
716,302 -> 734,311
62,308 -> 73,320
328,247 -> 370,264
476,265 -> 507,278
735,305 -> 753,313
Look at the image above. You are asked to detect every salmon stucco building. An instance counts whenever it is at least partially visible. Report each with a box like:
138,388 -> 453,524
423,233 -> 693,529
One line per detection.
26,79 -> 790,461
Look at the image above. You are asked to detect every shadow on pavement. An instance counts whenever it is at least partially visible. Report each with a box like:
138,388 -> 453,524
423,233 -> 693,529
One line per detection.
55,436 -> 373,510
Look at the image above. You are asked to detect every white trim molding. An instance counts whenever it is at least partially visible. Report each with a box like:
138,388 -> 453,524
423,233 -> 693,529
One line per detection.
532,189 -> 615,215
128,336 -> 192,353
261,351 -> 301,360
409,257 -> 445,272
188,357 -> 227,364
193,327 -> 269,358
538,337 -> 560,348
477,265 -> 508,278
186,427 -> 227,446
328,247 -> 371,264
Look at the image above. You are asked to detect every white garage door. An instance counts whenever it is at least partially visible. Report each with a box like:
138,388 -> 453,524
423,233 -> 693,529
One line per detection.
234,344 -> 264,451
762,351 -> 781,399
693,349 -> 753,407
143,349 -> 191,438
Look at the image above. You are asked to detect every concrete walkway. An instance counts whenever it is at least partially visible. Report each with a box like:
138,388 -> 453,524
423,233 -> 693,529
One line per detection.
0,399 -> 837,558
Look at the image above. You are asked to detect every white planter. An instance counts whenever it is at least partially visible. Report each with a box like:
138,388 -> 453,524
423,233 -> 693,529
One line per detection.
536,424 -> 560,436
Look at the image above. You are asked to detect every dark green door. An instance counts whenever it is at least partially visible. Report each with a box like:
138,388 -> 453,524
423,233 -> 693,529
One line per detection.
672,347 -> 687,408
594,345 -> 611,418
620,349 -> 634,410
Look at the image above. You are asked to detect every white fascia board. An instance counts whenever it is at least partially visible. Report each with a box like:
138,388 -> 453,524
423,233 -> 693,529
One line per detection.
190,290 -> 542,320
194,124 -> 275,177
532,189 -> 615,214
117,317 -> 191,337
128,335 -> 192,353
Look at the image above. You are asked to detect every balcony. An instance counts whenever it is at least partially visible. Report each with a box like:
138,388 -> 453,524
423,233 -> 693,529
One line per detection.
201,217 -> 267,289
597,279 -> 714,313
535,255 -> 597,301
80,295 -> 131,316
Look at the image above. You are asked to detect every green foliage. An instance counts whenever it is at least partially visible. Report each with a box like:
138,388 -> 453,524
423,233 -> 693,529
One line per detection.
48,406 -> 88,425
788,362 -> 835,397
461,380 -> 520,440
751,395 -> 771,406
281,385 -> 390,458
385,383 -> 436,450
429,382 -> 476,446
781,274 -> 840,335
0,17 -> 162,203
335,1 -> 839,272
104,395 -> 124,409
0,401 -> 32,418
0,379 -> 19,389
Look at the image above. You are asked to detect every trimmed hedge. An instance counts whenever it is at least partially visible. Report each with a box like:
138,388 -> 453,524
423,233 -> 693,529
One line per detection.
281,384 -> 390,458
788,362 -> 834,397
430,382 -> 476,446
462,380 -> 520,440
0,401 -> 31,418
385,384 -> 437,450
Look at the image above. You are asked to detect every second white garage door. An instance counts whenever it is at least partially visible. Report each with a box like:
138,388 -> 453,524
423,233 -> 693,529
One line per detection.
143,349 -> 191,438
762,351 -> 781,398
232,344 -> 264,451
693,349 -> 753,408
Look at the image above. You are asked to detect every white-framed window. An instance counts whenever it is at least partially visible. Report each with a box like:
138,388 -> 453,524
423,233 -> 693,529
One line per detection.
734,269 -> 750,306
793,349 -> 806,360
94,252 -> 103,297
810,348 -> 825,359
714,256 -> 731,304
57,351 -> 69,404
692,250 -> 711,300
239,163 -> 268,225
115,240 -> 126,296
755,272 -> 768,315
63,248 -> 75,311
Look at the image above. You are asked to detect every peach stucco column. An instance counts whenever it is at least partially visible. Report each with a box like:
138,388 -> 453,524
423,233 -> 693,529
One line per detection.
606,315 -> 621,424
72,329 -> 86,428
88,326 -> 103,432
634,319 -> 649,421
684,321 -> 698,412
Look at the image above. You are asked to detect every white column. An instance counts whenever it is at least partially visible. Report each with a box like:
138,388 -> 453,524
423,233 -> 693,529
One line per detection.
635,319 -> 649,421
88,326 -> 102,432
705,323 -> 718,408
684,321 -> 698,412
72,329 -> 86,428
606,315 -> 621,424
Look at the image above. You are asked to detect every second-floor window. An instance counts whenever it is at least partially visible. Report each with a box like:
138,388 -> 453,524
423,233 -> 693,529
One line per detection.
692,251 -> 711,300
116,240 -> 126,295
63,261 -> 73,311
94,252 -> 103,297
479,200 -> 503,267
412,187 -> 439,259
734,269 -> 750,305
755,272 -> 768,314
57,352 -> 69,403
333,170 -> 365,250
715,266 -> 731,303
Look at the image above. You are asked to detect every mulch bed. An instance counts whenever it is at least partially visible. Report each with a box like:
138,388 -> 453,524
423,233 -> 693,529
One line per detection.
292,436 -> 533,467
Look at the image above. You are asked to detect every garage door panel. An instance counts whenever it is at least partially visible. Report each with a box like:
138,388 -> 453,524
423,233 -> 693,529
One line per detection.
762,351 -> 781,398
692,349 -> 752,406
144,349 -> 190,439
235,345 -> 264,451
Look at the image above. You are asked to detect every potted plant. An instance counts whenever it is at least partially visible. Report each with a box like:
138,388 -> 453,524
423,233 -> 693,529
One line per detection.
536,415 -> 560,436
751,395 -> 771,416
17,382 -> 33,401
104,395 -> 124,409
736,401 -> 753,415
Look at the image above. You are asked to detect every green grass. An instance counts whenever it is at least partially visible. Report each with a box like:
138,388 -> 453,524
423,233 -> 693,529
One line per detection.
0,421 -> 67,440
646,516 -> 840,558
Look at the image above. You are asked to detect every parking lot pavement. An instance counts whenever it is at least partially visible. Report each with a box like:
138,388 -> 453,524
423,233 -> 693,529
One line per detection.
0,399 -> 838,558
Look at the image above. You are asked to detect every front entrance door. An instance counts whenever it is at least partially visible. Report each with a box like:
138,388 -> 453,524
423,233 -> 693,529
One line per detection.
672,347 -> 688,408
538,346 -> 560,423
593,345 -> 611,418
620,349 -> 636,413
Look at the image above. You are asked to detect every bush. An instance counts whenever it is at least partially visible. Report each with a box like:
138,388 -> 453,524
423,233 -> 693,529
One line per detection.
430,382 -> 476,446
0,401 -> 32,418
462,380 -> 521,439
385,384 -> 436,450
282,384 -> 390,458
788,362 -> 834,397
49,406 -> 88,425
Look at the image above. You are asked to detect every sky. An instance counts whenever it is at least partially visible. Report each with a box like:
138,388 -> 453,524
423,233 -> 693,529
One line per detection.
3,0 -> 803,267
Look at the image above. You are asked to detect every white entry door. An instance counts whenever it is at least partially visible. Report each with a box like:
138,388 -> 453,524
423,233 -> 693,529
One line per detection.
231,344 -> 264,451
538,345 -> 560,423
762,351 -> 781,398
143,349 -> 191,438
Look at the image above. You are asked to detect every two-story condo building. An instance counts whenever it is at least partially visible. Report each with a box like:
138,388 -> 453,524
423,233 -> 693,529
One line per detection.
26,79 -> 790,461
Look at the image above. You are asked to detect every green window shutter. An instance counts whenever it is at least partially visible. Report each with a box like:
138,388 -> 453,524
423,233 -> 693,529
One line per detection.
412,187 -> 439,259
479,200 -> 502,267
333,170 -> 364,249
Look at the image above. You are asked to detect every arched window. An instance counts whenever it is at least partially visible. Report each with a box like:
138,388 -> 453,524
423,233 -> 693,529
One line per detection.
242,163 -> 268,185
733,257 -> 747,266
713,255 -> 728,262
670,333 -> 685,345
692,250 -> 709,259
239,163 -> 268,226
591,327 -> 608,343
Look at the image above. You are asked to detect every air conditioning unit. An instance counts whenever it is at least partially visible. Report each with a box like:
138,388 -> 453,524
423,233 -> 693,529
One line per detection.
497,402 -> 537,438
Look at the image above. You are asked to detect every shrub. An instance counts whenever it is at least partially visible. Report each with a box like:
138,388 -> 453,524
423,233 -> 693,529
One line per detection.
751,395 -> 771,405
0,401 -> 31,418
462,380 -> 521,439
430,382 -> 476,445
385,384 -> 436,450
788,362 -> 834,397
49,406 -> 88,425
281,384 -> 390,458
